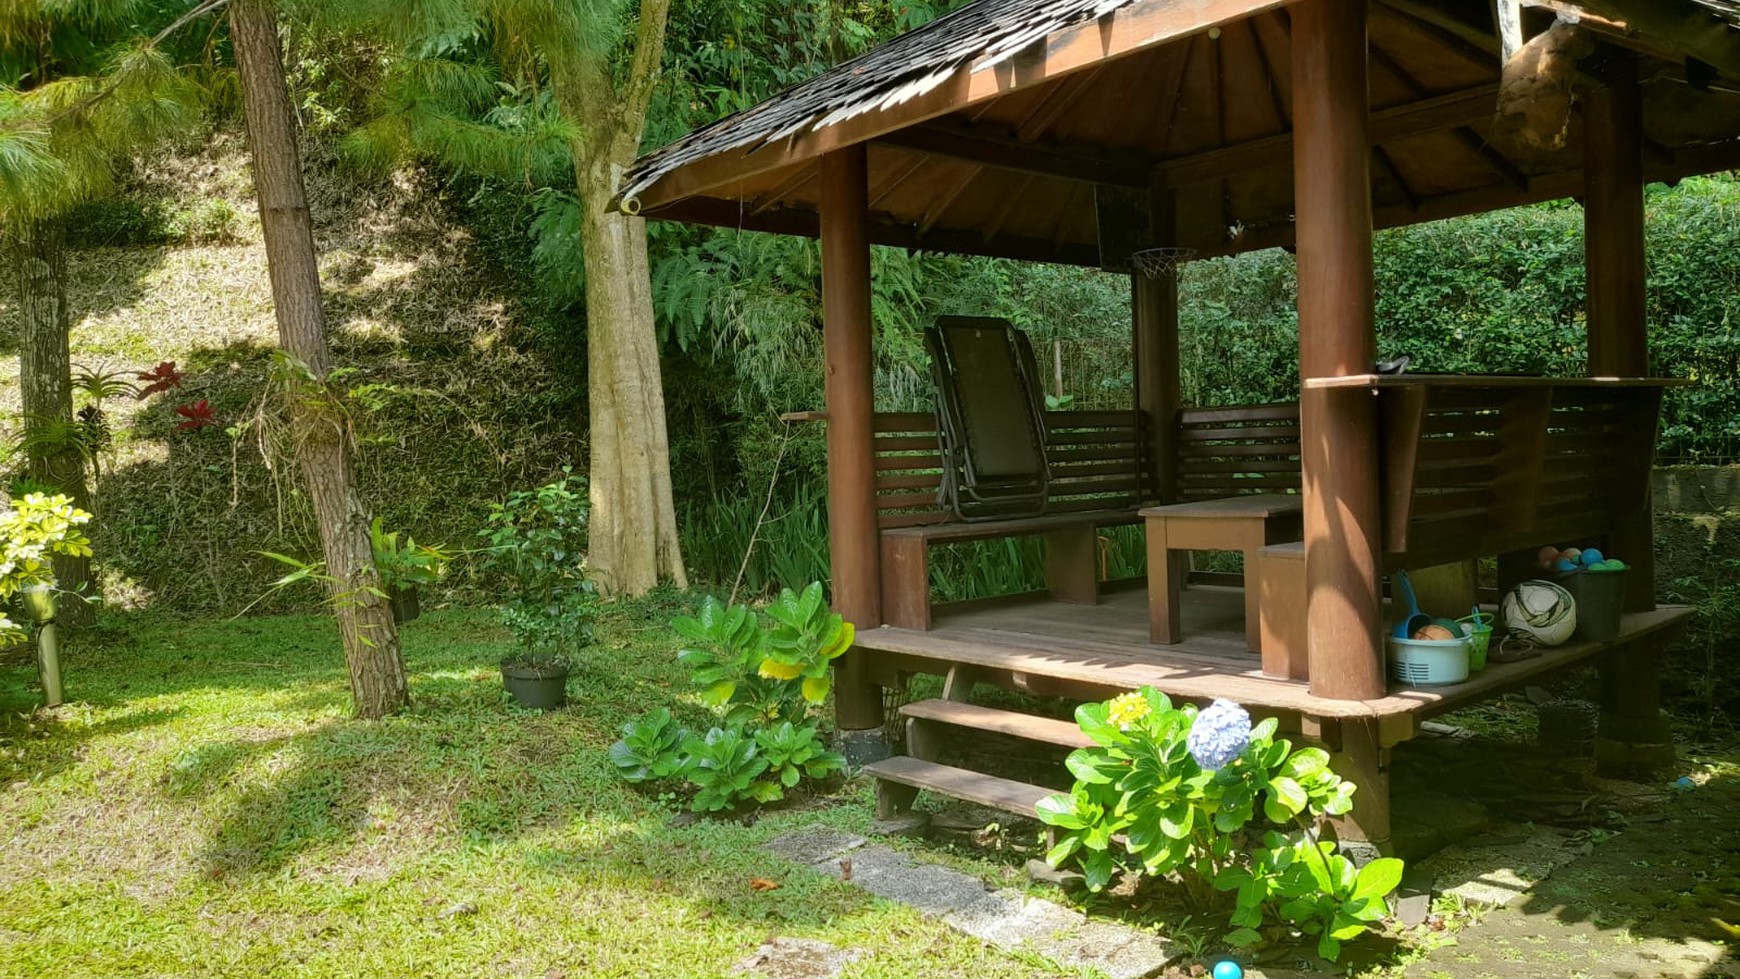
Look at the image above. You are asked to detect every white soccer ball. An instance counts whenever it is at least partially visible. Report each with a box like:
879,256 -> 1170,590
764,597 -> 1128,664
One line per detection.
1501,579 -> 1577,647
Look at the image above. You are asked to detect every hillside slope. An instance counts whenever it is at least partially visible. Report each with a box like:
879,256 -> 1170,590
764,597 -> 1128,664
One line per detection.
0,132 -> 586,613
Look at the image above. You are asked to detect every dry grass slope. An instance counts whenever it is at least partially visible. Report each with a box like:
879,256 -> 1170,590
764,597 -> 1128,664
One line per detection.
0,131 -> 587,614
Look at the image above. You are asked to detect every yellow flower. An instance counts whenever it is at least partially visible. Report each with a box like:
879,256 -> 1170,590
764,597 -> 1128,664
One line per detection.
1106,691 -> 1151,729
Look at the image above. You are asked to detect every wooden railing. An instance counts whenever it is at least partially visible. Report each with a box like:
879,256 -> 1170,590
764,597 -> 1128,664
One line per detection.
1298,375 -> 1681,571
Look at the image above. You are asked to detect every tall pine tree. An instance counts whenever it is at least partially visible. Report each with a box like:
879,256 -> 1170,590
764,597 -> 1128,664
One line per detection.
229,0 -> 408,718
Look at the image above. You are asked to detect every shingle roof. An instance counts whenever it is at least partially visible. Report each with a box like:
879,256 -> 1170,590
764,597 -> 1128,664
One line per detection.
1692,0 -> 1740,30
616,0 -> 1153,205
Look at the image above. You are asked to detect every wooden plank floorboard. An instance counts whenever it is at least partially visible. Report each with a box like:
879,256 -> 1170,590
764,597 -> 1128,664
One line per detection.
863,756 -> 1051,816
857,584 -> 1694,723
901,699 -> 1097,748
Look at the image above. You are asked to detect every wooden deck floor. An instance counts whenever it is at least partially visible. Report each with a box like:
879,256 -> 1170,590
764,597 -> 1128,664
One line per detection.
855,584 -> 1693,738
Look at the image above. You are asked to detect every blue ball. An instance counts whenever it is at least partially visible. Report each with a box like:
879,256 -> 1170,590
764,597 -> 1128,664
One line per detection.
1212,962 -> 1244,979
1553,557 -> 1579,572
1579,547 -> 1604,566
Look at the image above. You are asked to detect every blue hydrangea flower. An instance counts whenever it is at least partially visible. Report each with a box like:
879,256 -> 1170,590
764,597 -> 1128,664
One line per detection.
1187,699 -> 1252,771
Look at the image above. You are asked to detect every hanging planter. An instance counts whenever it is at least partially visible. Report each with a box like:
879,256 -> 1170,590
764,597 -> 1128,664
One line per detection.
388,585 -> 420,625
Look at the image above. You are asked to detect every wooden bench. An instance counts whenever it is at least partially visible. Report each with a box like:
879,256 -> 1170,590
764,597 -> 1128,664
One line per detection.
872,403 -> 1308,630
874,410 -> 1151,630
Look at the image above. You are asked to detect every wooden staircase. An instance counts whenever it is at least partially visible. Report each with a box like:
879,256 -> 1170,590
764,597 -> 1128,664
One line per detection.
862,666 -> 1088,821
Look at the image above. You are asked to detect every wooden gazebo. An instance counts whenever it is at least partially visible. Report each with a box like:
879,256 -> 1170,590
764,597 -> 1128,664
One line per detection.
617,0 -> 1739,850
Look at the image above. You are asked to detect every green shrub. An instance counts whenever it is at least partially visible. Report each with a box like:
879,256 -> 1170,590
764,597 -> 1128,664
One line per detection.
478,472 -> 596,666
1037,688 -> 1398,961
608,582 -> 849,812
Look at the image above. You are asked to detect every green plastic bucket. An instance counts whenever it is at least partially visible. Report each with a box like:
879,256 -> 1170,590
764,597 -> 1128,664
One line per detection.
1458,612 -> 1493,672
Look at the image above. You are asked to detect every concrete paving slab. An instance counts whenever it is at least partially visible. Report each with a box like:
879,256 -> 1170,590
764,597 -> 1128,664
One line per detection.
767,829 -> 1175,979
761,827 -> 865,866
1416,824 -> 1573,907
731,937 -> 866,979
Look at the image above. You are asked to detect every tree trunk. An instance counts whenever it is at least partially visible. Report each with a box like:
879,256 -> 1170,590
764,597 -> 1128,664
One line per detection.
230,0 -> 407,718
12,218 -> 93,626
574,154 -> 687,597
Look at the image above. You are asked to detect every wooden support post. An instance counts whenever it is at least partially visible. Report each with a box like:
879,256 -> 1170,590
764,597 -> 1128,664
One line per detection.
1584,60 -> 1656,613
1585,62 -> 1647,377
1596,639 -> 1677,777
820,146 -> 884,733
1134,179 -> 1181,503
1293,0 -> 1386,702
1305,716 -> 1392,855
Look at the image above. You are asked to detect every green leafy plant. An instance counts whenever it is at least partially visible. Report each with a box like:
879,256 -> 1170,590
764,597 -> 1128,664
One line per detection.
611,582 -> 851,812
0,493 -> 94,643
682,726 -> 775,812
479,471 -> 596,668
754,720 -> 844,794
369,517 -> 451,590
1036,687 -> 1392,960
756,582 -> 854,704
608,707 -> 689,783
673,582 -> 852,725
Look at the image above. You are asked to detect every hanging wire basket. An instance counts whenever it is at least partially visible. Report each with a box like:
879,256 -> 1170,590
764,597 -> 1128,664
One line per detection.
1130,246 -> 1197,280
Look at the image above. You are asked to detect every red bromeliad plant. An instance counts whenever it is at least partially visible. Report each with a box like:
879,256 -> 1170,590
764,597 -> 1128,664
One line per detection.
173,399 -> 216,431
136,361 -> 183,399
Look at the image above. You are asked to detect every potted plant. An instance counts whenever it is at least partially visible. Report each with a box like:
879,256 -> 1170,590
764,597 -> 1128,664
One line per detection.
479,472 -> 595,709
369,518 -> 450,624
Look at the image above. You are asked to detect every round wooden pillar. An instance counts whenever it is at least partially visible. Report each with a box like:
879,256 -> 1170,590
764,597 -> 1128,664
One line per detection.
1134,181 -> 1181,503
1292,0 -> 1386,702
819,146 -> 884,731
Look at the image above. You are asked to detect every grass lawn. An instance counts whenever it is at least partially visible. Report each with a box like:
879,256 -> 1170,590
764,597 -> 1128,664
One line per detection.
0,601 -> 1091,979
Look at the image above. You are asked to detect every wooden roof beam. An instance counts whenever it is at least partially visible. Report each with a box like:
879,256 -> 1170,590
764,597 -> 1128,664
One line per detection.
1367,41 -> 1531,192
874,121 -> 1156,188
1160,83 -> 1500,186
1376,0 -> 1503,68
1187,136 -> 1740,259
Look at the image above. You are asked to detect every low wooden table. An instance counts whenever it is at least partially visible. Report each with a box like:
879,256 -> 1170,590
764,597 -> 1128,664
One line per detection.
1141,494 -> 1304,651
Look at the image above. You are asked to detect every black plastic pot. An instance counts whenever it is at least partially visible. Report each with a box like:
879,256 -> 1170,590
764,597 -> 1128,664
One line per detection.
501,660 -> 569,709
389,585 -> 420,625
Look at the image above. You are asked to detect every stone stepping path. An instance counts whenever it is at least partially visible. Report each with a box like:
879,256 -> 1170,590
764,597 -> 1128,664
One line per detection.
764,827 -> 1176,979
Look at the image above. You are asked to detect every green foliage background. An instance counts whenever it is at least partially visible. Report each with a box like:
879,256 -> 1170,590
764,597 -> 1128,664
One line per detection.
7,0 -> 1740,613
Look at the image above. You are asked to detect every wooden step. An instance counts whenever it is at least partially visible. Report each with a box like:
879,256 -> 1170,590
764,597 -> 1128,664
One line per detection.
900,699 -> 1095,750
863,755 -> 1054,819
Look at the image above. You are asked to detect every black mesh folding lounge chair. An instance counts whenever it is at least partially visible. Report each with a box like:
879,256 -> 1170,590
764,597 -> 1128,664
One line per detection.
925,316 -> 1051,521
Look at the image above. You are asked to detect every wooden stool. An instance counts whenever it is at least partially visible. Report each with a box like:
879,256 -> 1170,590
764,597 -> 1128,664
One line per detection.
1141,494 -> 1304,652
1257,542 -> 1308,679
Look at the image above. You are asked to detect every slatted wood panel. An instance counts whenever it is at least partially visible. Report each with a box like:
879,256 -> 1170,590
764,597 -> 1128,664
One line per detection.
1376,381 -> 1664,566
1177,402 -> 1302,500
872,409 -> 1154,529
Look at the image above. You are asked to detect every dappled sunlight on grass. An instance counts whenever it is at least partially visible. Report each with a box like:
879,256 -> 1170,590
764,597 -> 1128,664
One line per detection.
0,605 -> 1089,979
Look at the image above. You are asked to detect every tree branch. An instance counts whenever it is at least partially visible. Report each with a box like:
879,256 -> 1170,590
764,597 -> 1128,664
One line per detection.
3,0 -> 232,133
620,0 -> 673,139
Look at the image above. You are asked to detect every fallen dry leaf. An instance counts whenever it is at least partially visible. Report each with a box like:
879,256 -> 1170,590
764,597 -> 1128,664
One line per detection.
749,878 -> 781,892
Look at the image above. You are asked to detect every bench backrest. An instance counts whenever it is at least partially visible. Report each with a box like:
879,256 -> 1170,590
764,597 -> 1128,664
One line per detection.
1374,380 -> 1664,568
872,402 -> 1305,530
1177,402 -> 1303,500
873,410 -> 1151,529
